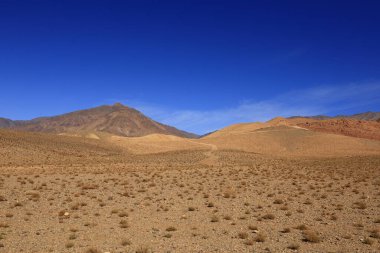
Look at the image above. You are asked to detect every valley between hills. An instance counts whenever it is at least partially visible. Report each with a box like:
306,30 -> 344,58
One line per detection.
0,103 -> 379,253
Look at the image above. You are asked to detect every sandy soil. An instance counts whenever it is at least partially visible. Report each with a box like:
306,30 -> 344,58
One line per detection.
0,128 -> 380,253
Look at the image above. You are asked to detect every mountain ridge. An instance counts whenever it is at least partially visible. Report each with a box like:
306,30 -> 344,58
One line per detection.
288,111 -> 380,121
0,103 -> 197,138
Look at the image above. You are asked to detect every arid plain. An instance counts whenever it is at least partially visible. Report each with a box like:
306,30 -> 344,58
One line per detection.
1,106 -> 380,253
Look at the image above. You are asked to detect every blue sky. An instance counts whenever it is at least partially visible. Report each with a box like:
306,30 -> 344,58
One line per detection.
0,0 -> 379,134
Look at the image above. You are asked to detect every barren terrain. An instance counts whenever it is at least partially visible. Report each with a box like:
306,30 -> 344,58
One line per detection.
1,126 -> 380,253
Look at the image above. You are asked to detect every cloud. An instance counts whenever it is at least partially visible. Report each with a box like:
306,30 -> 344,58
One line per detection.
115,82 -> 380,134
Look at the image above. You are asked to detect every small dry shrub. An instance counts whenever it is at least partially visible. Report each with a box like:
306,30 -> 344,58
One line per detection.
163,233 -> 172,238
354,201 -> 367,209
118,211 -> 128,217
369,229 -> 380,239
243,239 -> 253,245
295,224 -> 308,230
262,214 -> 275,220
303,230 -> 321,243
223,215 -> 232,220
210,215 -> 219,222
273,199 -> 284,204
119,219 -> 129,228
121,239 -> 131,246
65,242 -> 74,248
288,243 -> 299,250
136,246 -> 150,253
362,238 -> 374,245
255,233 -> 266,242
223,188 -> 236,198
0,222 -> 9,228
238,232 -> 248,239
84,248 -> 101,253
166,226 -> 176,232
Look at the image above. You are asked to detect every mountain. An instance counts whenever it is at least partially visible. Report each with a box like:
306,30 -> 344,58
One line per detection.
285,112 -> 380,141
297,118 -> 380,141
0,118 -> 15,128
0,103 -> 197,138
346,111 -> 380,121
289,111 -> 380,121
202,123 -> 380,157
267,116 -> 380,141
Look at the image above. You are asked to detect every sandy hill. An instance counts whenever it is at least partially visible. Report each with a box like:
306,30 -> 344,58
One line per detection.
0,128 -> 126,166
197,117 -> 380,157
207,116 -> 380,142
266,116 -> 380,141
297,118 -> 380,141
201,125 -> 380,157
105,120 -> 380,157
0,103 -> 196,138
109,133 -> 208,154
289,111 -> 380,121
202,122 -> 270,139
202,116 -> 315,139
1,107 -> 380,158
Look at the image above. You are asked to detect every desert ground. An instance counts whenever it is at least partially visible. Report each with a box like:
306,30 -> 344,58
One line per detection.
1,124 -> 380,253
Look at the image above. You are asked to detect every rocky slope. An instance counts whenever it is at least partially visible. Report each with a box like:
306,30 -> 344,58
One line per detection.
297,118 -> 380,141
0,103 -> 197,138
289,111 -> 380,121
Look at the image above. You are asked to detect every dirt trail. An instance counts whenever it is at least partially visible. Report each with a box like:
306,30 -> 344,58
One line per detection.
187,140 -> 218,165
254,126 -> 309,133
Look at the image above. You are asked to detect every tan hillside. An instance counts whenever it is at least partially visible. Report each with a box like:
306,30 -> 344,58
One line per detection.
0,103 -> 196,138
208,116 -> 380,142
203,122 -> 270,138
109,134 -> 208,154
1,125 -> 380,253
297,118 -> 380,141
202,125 -> 380,157
289,111 -> 380,121
106,122 -> 380,157
203,117 -> 317,139
0,128 -> 127,166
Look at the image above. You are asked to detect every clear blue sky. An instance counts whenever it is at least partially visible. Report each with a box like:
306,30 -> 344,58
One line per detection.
0,0 -> 379,134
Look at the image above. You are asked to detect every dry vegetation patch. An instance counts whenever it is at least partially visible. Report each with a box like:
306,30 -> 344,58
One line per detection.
0,145 -> 379,252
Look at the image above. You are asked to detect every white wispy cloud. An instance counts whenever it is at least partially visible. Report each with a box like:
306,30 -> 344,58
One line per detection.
112,82 -> 380,134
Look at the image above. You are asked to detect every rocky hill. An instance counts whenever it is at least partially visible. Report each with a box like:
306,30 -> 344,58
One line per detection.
0,103 -> 197,138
